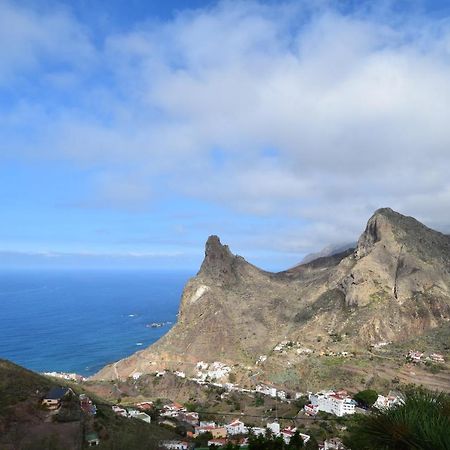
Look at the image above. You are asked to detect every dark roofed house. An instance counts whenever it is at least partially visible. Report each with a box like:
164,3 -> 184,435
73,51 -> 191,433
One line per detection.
41,386 -> 70,410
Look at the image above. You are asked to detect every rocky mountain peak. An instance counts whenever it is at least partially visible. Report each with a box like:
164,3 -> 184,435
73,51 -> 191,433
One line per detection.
356,207 -> 450,262
198,235 -> 240,285
356,208 -> 396,258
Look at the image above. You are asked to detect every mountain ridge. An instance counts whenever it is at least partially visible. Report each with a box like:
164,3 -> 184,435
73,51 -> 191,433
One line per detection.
93,208 -> 450,386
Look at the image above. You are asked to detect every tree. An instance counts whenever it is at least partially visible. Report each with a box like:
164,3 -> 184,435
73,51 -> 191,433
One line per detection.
223,443 -> 240,450
288,431 -> 304,449
345,389 -> 450,450
194,431 -> 213,448
353,389 -> 378,408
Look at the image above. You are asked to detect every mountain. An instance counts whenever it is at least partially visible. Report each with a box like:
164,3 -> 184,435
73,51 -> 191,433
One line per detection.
300,243 -> 356,264
93,208 -> 450,387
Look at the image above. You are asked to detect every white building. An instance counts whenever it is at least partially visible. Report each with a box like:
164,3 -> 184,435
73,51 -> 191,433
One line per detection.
430,353 -> 445,363
320,437 -> 346,449
250,427 -> 266,436
196,361 -> 231,382
374,392 -> 402,410
256,384 -> 277,397
407,350 -> 424,362
280,427 -> 310,445
161,441 -> 189,450
267,421 -> 280,435
225,419 -> 247,435
309,391 -> 356,417
112,405 -> 127,417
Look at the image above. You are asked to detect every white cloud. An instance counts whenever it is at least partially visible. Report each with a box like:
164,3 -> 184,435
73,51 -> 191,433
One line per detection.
3,0 -> 450,256
0,0 -> 95,83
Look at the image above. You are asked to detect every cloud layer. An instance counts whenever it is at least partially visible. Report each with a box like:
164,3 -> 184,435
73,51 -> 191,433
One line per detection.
2,0 -> 450,261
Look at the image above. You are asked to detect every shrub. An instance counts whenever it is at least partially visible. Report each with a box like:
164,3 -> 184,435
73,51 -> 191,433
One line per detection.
353,389 -> 378,408
345,389 -> 450,449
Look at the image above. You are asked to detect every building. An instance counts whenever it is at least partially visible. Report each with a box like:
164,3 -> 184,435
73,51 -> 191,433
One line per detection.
407,350 -> 424,362
179,411 -> 199,425
267,421 -> 280,435
160,441 -> 190,450
374,392 -> 402,410
319,437 -> 346,449
41,387 -> 70,410
430,353 -> 445,363
207,438 -> 228,447
304,404 -> 319,416
309,390 -> 356,417
255,384 -> 277,397
280,427 -> 311,445
112,405 -> 128,417
136,401 -> 153,411
85,432 -> 100,447
80,394 -> 97,416
195,425 -> 227,438
225,419 -> 247,435
128,409 -> 151,423
161,402 -> 187,418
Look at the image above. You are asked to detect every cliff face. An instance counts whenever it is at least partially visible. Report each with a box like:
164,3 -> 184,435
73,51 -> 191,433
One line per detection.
93,208 -> 450,381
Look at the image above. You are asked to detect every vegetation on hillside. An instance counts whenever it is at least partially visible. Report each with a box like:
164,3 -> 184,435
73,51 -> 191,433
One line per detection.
345,388 -> 450,449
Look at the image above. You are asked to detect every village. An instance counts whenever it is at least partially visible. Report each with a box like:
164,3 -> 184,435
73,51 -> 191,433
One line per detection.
106,384 -> 404,450
37,374 -> 401,449
36,340 -> 443,449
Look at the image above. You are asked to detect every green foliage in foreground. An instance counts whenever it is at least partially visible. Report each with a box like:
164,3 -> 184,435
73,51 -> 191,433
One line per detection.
345,389 -> 450,450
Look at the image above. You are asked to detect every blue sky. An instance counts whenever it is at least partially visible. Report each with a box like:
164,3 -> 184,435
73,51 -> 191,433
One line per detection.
2,0 -> 450,270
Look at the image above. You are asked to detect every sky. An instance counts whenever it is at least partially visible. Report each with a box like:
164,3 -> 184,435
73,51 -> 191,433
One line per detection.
1,0 -> 450,271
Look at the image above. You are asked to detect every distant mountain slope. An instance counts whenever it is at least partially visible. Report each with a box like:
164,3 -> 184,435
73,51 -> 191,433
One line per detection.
300,243 -> 356,265
94,208 -> 450,382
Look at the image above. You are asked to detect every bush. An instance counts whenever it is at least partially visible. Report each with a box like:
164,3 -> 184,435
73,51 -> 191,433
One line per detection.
345,389 -> 450,449
353,390 -> 378,408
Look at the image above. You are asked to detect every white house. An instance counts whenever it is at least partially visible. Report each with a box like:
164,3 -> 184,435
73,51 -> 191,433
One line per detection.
320,437 -> 346,449
207,438 -> 227,447
256,384 -> 277,397
309,391 -> 355,417
407,350 -> 424,362
430,353 -> 445,363
250,427 -> 266,436
280,427 -> 310,445
128,409 -> 151,423
161,440 -> 190,450
267,421 -> 280,435
374,392 -> 402,410
112,405 -> 128,417
225,419 -> 247,435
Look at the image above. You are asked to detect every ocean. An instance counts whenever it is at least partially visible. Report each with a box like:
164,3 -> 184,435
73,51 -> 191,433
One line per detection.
0,270 -> 192,376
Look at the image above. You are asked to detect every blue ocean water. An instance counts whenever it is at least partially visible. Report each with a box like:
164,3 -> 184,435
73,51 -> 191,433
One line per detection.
0,270 -> 192,376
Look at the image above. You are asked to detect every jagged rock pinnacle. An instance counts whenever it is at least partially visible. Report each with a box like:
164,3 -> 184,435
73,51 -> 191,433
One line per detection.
198,235 -> 238,284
